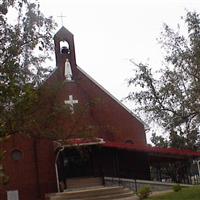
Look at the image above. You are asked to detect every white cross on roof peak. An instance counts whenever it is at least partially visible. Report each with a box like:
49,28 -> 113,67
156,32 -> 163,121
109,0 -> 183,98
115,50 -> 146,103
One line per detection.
57,13 -> 66,26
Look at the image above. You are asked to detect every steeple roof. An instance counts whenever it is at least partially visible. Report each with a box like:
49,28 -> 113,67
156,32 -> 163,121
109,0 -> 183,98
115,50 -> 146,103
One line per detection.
54,26 -> 74,40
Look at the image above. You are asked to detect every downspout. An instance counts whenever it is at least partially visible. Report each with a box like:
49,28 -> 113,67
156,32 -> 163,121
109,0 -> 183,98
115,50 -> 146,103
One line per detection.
55,146 -> 64,192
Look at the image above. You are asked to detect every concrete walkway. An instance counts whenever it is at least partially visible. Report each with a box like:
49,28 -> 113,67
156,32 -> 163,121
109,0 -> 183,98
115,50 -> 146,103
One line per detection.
150,190 -> 173,197
119,189 -> 173,200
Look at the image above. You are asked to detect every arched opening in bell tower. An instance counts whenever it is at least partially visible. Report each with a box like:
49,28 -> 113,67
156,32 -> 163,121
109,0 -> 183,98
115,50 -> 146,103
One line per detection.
60,41 -> 70,55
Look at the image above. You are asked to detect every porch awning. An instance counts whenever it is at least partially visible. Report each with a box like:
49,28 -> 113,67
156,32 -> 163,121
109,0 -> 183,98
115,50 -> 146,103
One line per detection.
102,142 -> 200,158
53,138 -> 105,149
54,139 -> 200,158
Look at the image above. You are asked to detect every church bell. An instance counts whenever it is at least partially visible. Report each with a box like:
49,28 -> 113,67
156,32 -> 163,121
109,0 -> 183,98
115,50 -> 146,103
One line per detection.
61,46 -> 70,54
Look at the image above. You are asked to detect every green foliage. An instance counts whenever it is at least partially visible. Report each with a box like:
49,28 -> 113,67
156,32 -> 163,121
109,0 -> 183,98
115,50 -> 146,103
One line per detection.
0,164 -> 9,185
137,186 -> 152,200
23,83 -> 99,140
173,184 -> 182,192
0,150 -> 9,185
0,0 -> 57,138
0,0 -> 57,186
0,150 -> 5,163
127,11 -> 200,150
147,186 -> 200,200
151,133 -> 168,148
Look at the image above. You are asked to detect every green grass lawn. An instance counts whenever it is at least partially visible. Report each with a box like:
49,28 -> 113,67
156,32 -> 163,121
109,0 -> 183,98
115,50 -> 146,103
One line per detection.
147,186 -> 200,200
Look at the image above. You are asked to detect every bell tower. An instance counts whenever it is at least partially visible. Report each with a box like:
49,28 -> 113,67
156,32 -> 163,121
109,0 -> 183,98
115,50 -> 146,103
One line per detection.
54,26 -> 77,80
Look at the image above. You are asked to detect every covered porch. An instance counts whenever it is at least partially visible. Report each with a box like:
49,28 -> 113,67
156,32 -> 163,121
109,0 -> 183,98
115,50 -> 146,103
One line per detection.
54,138 -> 200,192
103,142 -> 200,184
54,138 -> 150,191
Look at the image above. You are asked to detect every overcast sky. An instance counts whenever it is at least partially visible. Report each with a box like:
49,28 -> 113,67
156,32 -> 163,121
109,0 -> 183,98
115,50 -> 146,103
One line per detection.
39,0 -> 200,138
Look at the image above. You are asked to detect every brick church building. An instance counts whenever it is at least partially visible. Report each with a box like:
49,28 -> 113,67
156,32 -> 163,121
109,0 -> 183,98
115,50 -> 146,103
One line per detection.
1,27 -> 200,200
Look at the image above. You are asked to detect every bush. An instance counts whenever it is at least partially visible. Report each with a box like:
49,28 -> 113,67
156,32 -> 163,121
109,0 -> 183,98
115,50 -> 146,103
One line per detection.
136,186 -> 152,200
173,184 -> 182,192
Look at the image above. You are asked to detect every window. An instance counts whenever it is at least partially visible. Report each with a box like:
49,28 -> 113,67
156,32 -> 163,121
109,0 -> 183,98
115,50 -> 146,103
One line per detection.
11,149 -> 23,161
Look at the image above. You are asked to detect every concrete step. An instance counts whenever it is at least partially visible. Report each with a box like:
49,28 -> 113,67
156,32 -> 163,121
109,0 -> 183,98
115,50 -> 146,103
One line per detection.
82,191 -> 135,200
114,197 -> 138,200
47,186 -> 135,200
51,186 -> 125,199
67,189 -> 132,200
66,177 -> 103,189
66,186 -> 126,194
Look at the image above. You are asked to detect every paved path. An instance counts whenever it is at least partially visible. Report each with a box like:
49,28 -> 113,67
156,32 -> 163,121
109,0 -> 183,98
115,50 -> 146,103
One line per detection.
150,189 -> 172,197
119,189 -> 173,200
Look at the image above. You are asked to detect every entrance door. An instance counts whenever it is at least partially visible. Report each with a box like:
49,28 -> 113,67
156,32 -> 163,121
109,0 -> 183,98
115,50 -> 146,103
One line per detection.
65,153 -> 91,177
63,148 -> 94,178
57,146 -> 103,190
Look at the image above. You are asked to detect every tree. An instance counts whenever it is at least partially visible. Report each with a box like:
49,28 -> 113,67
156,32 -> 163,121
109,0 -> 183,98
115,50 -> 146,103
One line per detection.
23,82 -> 100,140
0,0 -> 56,185
150,133 -> 168,148
127,11 -> 200,150
0,0 -> 57,137
0,1 -> 103,188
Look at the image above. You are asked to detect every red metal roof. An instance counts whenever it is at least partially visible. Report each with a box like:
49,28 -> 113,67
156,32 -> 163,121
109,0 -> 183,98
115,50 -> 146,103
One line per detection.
55,138 -> 200,158
103,142 -> 200,157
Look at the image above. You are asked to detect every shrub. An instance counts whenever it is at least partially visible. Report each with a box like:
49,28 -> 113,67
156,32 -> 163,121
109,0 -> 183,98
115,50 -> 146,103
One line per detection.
136,186 -> 152,200
173,184 -> 182,192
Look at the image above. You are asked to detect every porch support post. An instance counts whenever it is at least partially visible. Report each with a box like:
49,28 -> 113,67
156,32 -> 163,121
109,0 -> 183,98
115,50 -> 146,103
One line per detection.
197,160 -> 200,177
55,146 -> 64,192
113,150 -> 117,177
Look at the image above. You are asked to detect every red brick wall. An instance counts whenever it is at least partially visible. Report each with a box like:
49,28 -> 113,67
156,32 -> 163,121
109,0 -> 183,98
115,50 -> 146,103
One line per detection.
1,28 -> 147,200
45,66 -> 146,145
1,135 -> 57,200
76,69 -> 146,145
1,67 -> 146,200
45,31 -> 146,145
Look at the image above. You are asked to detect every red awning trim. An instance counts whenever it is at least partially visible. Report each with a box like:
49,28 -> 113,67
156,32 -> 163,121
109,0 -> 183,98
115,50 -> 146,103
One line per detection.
54,139 -> 200,157
102,142 -> 200,157
54,138 -> 105,148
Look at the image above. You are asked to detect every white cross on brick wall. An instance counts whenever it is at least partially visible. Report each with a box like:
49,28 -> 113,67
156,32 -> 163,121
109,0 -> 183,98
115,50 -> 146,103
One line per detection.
64,95 -> 78,114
